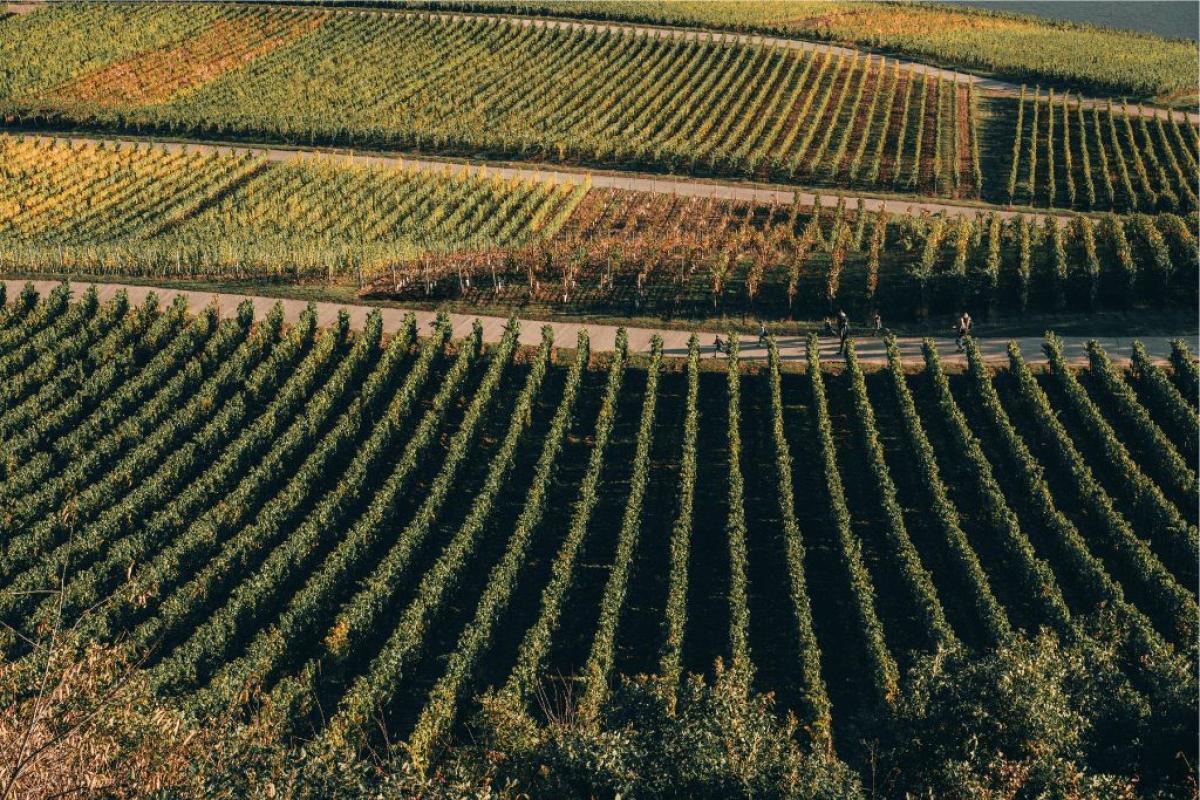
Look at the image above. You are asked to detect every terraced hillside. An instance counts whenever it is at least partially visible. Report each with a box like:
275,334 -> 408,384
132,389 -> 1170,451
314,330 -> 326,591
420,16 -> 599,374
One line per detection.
0,285 -> 1193,788
3,135 -> 1196,320
2,4 -> 977,197
3,4 -> 1197,215
0,135 -> 585,279
412,0 -> 1200,98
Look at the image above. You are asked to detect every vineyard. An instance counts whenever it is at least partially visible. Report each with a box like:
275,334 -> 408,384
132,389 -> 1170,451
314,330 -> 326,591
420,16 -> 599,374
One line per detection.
3,5 -> 1198,215
3,135 -> 1196,320
367,188 -> 1200,318
411,0 -> 1200,99
997,90 -> 1199,212
0,135 -> 584,279
4,4 -> 979,196
0,285 -> 1193,792
0,1 -> 1197,796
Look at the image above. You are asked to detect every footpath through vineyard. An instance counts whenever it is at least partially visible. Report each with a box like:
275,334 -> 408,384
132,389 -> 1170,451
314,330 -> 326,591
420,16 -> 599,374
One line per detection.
2,280 -> 1192,364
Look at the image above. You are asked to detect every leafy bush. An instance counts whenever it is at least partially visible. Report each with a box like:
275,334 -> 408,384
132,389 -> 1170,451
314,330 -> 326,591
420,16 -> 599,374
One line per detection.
876,630 -> 1187,799
474,662 -> 862,800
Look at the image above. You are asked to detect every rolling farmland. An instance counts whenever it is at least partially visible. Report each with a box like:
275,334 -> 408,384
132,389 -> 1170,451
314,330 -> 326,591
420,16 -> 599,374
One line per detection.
2,3 -> 1196,215
0,1 -> 1196,797
0,285 -> 1195,791
4,135 -> 1194,319
413,1 -> 1200,98
4,4 -> 978,196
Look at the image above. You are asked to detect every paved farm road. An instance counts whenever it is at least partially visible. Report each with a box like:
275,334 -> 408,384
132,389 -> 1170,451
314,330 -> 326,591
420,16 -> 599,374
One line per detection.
5,280 -> 1193,365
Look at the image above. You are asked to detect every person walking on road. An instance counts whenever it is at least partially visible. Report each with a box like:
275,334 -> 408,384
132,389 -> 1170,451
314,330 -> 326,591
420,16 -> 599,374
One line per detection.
713,334 -> 725,358
758,321 -> 768,348
954,312 -> 970,352
837,310 -> 850,355
872,311 -> 885,337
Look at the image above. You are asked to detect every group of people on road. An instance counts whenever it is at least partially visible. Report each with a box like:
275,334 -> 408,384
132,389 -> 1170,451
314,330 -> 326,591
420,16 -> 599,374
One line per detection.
712,321 -> 770,357
712,311 -> 891,358
710,310 -> 976,359
822,310 -> 887,354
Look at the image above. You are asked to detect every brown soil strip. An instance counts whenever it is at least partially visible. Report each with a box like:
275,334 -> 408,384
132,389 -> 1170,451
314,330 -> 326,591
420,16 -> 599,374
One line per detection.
956,84 -> 973,198
876,72 -> 911,185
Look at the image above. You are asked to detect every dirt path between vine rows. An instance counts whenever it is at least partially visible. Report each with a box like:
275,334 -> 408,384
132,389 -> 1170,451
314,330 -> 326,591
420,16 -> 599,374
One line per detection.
9,1 -> 1194,123
13,132 -> 1084,223
6,279 -> 1193,366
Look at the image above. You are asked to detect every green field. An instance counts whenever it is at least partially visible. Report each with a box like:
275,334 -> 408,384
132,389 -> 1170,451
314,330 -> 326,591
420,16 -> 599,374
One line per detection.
0,2 -> 1197,797
0,284 -> 1195,794
403,0 -> 1200,99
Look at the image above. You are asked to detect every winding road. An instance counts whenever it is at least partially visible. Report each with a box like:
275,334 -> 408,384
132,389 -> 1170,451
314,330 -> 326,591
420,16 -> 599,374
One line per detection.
5,279 -> 1193,365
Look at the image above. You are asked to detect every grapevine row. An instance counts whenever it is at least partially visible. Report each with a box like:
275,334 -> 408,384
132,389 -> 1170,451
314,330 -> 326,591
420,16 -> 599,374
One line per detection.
764,337 -> 831,749
882,336 -> 1011,643
1042,334 -> 1197,586
577,335 -> 662,719
405,332 -> 591,766
961,338 -> 1181,656
843,340 -> 956,649
1005,341 -> 1197,646
920,339 -> 1074,633
492,329 -> 628,712
806,334 -> 898,706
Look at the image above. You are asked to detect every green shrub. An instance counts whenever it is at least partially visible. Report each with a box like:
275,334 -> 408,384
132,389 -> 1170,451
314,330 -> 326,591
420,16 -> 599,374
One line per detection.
474,662 -> 862,800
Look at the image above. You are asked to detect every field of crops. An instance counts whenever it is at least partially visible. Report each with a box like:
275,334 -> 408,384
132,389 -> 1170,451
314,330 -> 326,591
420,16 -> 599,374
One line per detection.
3,4 -> 983,197
0,284 -> 1194,786
4,134 -> 1196,321
0,135 -> 584,279
411,0 -> 1200,99
371,188 -> 1200,319
997,91 -> 1199,211
0,0 -> 1197,795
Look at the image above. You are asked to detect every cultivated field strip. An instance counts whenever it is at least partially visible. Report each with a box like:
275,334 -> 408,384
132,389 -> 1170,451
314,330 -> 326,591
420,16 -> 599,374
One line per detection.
4,4 -> 976,196
394,187 -> 1199,319
392,3 -> 1200,104
44,7 -> 326,108
0,287 -> 1193,762
0,135 -> 584,279
4,134 -> 1194,319
1002,90 -> 1199,212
